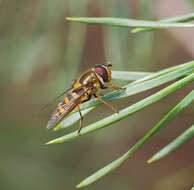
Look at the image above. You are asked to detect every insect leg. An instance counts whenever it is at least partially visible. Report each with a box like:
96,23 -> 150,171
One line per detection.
107,82 -> 125,90
77,105 -> 83,134
94,94 -> 119,114
82,94 -> 92,103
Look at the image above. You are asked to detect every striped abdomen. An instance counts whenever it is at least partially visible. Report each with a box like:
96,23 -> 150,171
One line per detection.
46,87 -> 90,129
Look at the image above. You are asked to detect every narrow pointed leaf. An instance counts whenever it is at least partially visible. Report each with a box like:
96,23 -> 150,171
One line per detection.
130,60 -> 193,85
66,17 -> 194,29
54,61 -> 193,130
76,90 -> 194,188
111,71 -> 152,81
132,13 -> 194,33
148,124 -> 194,163
46,74 -> 194,144
79,61 -> 194,111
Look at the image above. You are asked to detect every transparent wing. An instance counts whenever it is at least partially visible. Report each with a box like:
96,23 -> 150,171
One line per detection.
41,87 -> 72,110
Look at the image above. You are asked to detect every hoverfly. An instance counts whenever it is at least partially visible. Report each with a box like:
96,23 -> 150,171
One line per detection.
45,64 -> 123,133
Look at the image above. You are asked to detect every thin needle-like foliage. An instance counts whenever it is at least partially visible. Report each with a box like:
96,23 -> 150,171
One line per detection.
66,16 -> 194,30
148,124 -> 194,163
46,13 -> 194,188
132,13 -> 194,33
47,73 -> 194,144
76,91 -> 193,188
53,61 -> 193,131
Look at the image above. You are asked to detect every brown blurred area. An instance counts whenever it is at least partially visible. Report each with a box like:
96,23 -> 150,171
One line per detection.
0,0 -> 193,190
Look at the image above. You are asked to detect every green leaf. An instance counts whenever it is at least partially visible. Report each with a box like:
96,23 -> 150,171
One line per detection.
132,13 -> 194,33
76,90 -> 194,188
79,61 -> 194,111
53,61 -> 193,130
111,71 -> 152,81
148,124 -> 194,163
66,17 -> 194,29
46,74 -> 194,144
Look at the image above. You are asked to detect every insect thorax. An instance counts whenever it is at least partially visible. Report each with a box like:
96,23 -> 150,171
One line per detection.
79,71 -> 98,85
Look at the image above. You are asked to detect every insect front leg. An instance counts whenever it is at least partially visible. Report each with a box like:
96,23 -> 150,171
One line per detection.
107,82 -> 125,90
100,82 -> 125,91
93,94 -> 119,114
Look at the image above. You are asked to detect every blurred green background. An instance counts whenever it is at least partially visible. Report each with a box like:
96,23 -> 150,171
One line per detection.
0,0 -> 193,190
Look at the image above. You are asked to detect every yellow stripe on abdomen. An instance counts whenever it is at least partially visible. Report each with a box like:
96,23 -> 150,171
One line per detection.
64,96 -> 69,104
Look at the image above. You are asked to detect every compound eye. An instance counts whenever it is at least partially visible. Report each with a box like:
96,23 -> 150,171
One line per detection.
94,66 -> 109,82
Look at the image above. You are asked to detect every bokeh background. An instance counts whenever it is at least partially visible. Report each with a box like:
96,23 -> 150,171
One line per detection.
0,0 -> 194,190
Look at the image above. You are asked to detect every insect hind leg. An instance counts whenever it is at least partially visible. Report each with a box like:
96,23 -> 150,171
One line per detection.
77,105 -> 83,134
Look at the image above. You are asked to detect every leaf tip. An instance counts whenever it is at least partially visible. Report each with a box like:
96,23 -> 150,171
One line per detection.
53,126 -> 60,131
45,140 -> 56,145
131,28 -> 138,33
76,183 -> 83,188
66,17 -> 73,21
147,157 -> 155,164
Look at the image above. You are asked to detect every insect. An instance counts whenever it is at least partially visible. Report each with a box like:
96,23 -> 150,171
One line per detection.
45,64 -> 123,133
